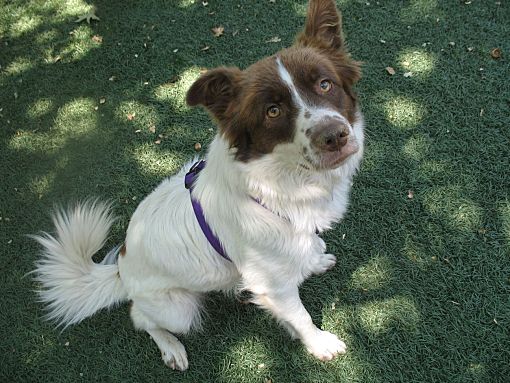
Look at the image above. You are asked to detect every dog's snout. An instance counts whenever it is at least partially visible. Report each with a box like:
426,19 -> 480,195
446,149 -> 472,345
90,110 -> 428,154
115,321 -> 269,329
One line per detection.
312,123 -> 350,152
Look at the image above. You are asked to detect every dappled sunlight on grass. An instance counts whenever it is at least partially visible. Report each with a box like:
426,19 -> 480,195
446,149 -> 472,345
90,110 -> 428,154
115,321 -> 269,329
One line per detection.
154,67 -> 203,112
222,336 -> 271,381
358,296 -> 420,335
402,134 -> 431,161
132,144 -> 182,177
418,159 -> 447,178
465,363 -> 488,382
4,57 -> 35,76
53,98 -> 97,134
383,94 -> 425,130
54,0 -> 91,18
27,98 -> 54,120
500,202 -> 510,244
59,25 -> 100,62
423,186 -> 483,232
292,2 -> 308,17
35,29 -> 60,46
400,0 -> 440,23
10,98 -> 97,151
350,255 -> 393,291
115,100 -> 160,132
28,169 -> 60,200
9,15 -> 43,38
399,49 -> 436,77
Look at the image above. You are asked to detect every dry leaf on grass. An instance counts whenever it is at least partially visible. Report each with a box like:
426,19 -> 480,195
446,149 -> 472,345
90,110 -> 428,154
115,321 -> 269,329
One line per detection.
201,45 -> 210,51
266,36 -> 281,43
385,66 -> 396,75
92,35 -> 103,43
149,125 -> 156,133
211,26 -> 224,37
490,48 -> 502,59
75,7 -> 100,24
194,142 -> 202,151
127,113 -> 135,121
407,190 -> 414,199
99,97 -> 106,104
403,71 -> 413,77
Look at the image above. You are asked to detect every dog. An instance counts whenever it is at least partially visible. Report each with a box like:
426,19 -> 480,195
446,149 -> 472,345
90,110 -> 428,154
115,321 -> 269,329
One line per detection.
32,0 -> 363,371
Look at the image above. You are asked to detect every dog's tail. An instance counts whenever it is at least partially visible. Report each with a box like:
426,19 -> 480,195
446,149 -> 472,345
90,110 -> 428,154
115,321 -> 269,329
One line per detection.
31,199 -> 128,328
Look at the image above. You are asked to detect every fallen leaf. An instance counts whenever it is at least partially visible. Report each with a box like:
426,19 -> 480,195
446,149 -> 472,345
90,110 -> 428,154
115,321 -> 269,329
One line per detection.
154,139 -> 161,144
99,97 -> 106,104
490,48 -> 502,59
202,1 -> 208,5
194,142 -> 202,151
134,129 -> 141,133
75,7 -> 100,24
467,47 -> 474,52
379,39 -> 386,44
201,45 -> 210,51
127,113 -> 135,121
92,35 -> 103,43
266,36 -> 281,43
54,55 -> 62,63
64,342 -> 69,346
149,125 -> 156,133
403,71 -> 413,77
269,0 -> 276,3
211,26 -> 224,37
407,190 -> 414,199
109,75 -> 116,81
385,66 -> 396,75
449,41 -> 456,47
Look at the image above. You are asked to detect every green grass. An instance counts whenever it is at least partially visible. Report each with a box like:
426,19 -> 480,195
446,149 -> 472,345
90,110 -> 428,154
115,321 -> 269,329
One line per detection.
1,0 -> 509,382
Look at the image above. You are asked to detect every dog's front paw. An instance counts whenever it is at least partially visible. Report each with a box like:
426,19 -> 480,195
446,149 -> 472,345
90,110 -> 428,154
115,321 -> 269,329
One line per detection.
310,253 -> 336,275
305,330 -> 347,361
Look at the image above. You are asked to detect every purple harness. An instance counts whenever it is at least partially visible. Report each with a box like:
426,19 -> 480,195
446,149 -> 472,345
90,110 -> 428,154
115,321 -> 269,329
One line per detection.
185,161 -> 319,262
185,160 -> 232,262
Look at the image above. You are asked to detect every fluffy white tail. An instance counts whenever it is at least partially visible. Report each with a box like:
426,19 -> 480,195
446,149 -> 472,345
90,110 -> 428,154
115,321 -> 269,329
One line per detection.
31,200 -> 128,328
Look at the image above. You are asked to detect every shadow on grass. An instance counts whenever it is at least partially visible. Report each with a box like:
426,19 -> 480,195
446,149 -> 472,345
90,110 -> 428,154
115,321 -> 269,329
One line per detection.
1,0 -> 509,382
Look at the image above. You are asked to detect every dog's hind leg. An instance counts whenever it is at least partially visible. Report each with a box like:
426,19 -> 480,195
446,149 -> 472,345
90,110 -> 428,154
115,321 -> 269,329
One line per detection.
130,289 -> 203,371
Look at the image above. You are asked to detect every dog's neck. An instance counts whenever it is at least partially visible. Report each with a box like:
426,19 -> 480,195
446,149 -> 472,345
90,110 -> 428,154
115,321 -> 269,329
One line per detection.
195,134 -> 358,233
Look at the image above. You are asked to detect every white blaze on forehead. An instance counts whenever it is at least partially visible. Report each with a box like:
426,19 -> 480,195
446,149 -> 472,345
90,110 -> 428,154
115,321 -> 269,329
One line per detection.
276,57 -> 306,111
275,57 -> 350,129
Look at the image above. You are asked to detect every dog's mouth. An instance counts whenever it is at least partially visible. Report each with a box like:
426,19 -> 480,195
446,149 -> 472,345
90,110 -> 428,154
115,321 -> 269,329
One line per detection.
308,139 -> 359,170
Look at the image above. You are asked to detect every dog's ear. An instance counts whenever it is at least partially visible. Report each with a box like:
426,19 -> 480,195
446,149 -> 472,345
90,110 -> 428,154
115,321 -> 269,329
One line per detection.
297,0 -> 344,50
186,67 -> 242,121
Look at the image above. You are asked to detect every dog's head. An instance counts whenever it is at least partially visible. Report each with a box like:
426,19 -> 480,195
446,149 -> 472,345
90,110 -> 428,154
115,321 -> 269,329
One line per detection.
187,0 -> 361,171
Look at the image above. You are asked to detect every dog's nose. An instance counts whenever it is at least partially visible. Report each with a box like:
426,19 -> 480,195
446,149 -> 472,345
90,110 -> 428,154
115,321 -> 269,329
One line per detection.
311,123 -> 350,152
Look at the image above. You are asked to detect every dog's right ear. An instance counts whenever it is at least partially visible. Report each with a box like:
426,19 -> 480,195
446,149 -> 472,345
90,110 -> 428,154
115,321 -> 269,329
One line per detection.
186,67 -> 242,121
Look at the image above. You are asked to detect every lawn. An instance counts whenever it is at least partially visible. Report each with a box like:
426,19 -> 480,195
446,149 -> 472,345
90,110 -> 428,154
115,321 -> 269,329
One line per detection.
1,0 -> 509,382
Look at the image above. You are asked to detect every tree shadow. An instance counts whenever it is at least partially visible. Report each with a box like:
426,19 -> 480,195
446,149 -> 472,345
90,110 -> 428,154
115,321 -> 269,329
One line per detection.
1,0 -> 509,382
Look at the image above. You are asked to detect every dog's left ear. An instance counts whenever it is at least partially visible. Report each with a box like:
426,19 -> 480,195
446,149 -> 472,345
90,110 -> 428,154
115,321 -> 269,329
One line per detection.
297,0 -> 344,50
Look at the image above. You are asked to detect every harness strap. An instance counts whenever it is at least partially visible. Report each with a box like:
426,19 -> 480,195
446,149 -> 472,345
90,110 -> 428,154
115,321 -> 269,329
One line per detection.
185,161 -> 232,262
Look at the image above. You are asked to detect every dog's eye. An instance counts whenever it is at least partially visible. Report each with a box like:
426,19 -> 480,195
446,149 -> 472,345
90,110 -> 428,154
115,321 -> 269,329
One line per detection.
319,79 -> 333,93
266,105 -> 281,118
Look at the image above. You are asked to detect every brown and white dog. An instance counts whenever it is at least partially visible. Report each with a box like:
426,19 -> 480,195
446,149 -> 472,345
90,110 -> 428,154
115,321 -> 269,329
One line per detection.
33,0 -> 363,371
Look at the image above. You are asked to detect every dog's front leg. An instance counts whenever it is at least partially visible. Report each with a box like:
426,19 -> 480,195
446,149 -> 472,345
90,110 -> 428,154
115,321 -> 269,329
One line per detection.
251,286 -> 346,360
307,235 -> 336,275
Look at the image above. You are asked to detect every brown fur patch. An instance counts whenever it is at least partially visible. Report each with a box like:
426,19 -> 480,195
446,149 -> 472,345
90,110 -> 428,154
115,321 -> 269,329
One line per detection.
185,0 -> 361,161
